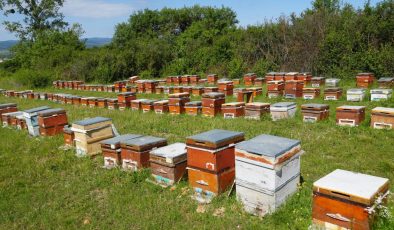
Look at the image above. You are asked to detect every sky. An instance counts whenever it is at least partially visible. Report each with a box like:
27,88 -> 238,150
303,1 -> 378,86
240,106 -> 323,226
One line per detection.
0,0 -> 382,41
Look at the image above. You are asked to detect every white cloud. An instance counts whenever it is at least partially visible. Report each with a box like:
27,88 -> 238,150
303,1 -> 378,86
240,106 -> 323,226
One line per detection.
63,0 -> 134,19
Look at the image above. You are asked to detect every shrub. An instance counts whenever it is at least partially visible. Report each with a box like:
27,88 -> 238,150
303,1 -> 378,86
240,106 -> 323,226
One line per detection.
14,69 -> 52,88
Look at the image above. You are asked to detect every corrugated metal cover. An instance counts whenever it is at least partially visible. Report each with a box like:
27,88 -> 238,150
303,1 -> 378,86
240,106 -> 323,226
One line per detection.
122,136 -> 166,147
185,101 -> 202,106
38,108 -> 65,116
24,106 -> 51,114
272,102 -> 296,108
101,134 -> 142,145
187,129 -> 244,145
0,103 -> 17,109
302,103 -> 328,109
74,117 -> 111,126
150,143 -> 186,158
236,134 -> 300,157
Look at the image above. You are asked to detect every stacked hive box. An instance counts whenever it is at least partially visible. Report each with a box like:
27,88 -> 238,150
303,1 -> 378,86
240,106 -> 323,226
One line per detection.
101,134 -> 142,169
267,80 -> 284,98
2,111 -> 23,127
301,104 -> 329,123
88,97 -> 98,108
150,143 -> 187,186
235,88 -> 254,103
311,77 -> 325,87
23,106 -> 51,136
221,102 -> 245,119
265,72 -> 275,81
378,77 -> 394,88
235,134 -> 302,216
136,80 -> 146,93
155,86 -> 164,94
248,87 -> 263,97
168,93 -> 190,115
181,75 -> 190,85
144,80 -> 157,93
302,88 -> 320,99
118,92 -> 136,110
312,169 -> 389,230
185,101 -> 202,116
190,75 -> 200,85
245,103 -> 270,119
271,102 -> 297,121
38,108 -> 68,136
218,81 -> 234,96
254,78 -> 264,86
0,103 -> 18,123
284,72 -> 298,81
202,92 -> 225,117
97,98 -> 108,108
71,117 -> 115,157
63,125 -> 74,146
173,86 -> 183,94
153,100 -> 169,114
274,72 -> 286,81
244,73 -> 257,86
324,88 -> 343,100
204,87 -> 219,93
72,96 -> 81,105
141,99 -> 156,113
186,129 -> 245,202
131,99 -> 149,111
347,88 -> 366,102
129,76 -> 139,84
297,72 -> 312,85
356,73 -> 375,88
336,105 -> 366,127
284,80 -> 304,98
207,74 -> 218,84
107,98 -> 118,110
192,87 -> 204,96
325,78 -> 340,87
16,114 -> 26,130
183,86 -> 192,95
120,136 -> 167,171
371,107 -> 394,129
370,89 -> 392,101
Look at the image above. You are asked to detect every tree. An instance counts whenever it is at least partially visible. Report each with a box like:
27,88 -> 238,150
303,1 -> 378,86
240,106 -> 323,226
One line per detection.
0,0 -> 67,40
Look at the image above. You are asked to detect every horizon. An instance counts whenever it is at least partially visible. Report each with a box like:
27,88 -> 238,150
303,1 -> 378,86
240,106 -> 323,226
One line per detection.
0,0 -> 382,41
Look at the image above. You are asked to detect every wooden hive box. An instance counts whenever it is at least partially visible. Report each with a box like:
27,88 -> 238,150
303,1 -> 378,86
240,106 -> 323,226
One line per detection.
244,73 -> 257,86
144,80 -> 157,93
270,102 -> 297,121
371,107 -> 394,129
274,72 -> 286,81
131,99 -> 149,111
101,134 -> 142,169
72,96 -> 81,105
63,125 -> 74,147
218,81 -> 234,91
245,102 -> 270,119
356,73 -> 375,88
97,98 -> 108,108
190,75 -> 200,85
370,89 -> 392,101
71,117 -> 114,157
303,88 -> 321,100
38,108 -> 68,136
207,74 -> 218,84
185,101 -> 202,116
173,86 -> 184,94
166,76 -> 173,84
265,72 -> 276,82
221,102 -> 245,119
155,86 -> 164,94
5,90 -> 15,97
66,95 -> 75,105
247,87 -> 263,97
311,77 -> 325,87
267,80 -> 285,91
117,92 -> 136,104
186,129 -> 245,173
235,134 -> 302,216
235,89 -> 254,103
2,111 -> 23,127
312,169 -> 389,230
136,80 -> 146,93
325,78 -> 340,87
301,104 -> 329,122
192,87 -> 204,96
182,86 -> 192,95
22,106 -> 51,136
107,98 -> 118,110
204,87 -> 219,94
153,100 -> 169,114
254,77 -> 265,86
347,88 -> 366,102
297,72 -> 312,84
150,143 -> 187,186
377,77 -> 394,88
285,72 -> 299,81
81,97 -> 93,106
129,76 -> 139,84
120,136 -> 167,171
0,103 -> 18,122
172,76 -> 182,85
16,114 -> 27,130
285,80 -> 304,98
88,97 -> 98,108
181,75 -> 191,85
336,105 -> 366,127
324,87 -> 343,100
201,92 -> 226,117
168,93 -> 190,115
267,90 -> 284,99
141,99 -> 157,113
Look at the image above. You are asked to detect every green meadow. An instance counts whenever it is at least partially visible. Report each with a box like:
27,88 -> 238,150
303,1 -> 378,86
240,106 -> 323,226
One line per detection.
0,80 -> 393,229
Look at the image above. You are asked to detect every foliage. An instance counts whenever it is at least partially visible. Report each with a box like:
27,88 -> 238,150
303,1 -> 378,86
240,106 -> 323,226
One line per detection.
13,68 -> 52,88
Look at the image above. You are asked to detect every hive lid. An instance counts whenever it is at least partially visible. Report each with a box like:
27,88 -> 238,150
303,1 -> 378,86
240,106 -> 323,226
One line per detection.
168,92 -> 189,98
378,77 -> 394,82
222,102 -> 245,107
2,111 -> 23,117
23,106 -> 51,114
357,72 -> 374,76
150,143 -> 187,158
187,129 -> 244,148
324,87 -> 342,91
192,86 -> 204,90
313,169 -> 389,205
141,99 -> 157,104
107,98 -> 118,102
101,134 -> 142,145
38,108 -> 66,116
286,72 -> 299,75
372,107 -> 394,114
74,117 -> 112,126
311,77 -> 325,80
246,102 -> 270,107
267,80 -> 284,84
236,134 -> 300,158
185,101 -> 202,106
266,72 -> 277,75
301,103 -> 329,109
121,136 -> 167,147
347,88 -> 366,93
326,78 -> 340,81
154,100 -> 169,104
118,92 -> 136,96
371,89 -> 392,94
337,105 -> 366,110
272,102 -> 296,108
202,92 -> 225,98
131,99 -> 150,103
0,103 -> 17,109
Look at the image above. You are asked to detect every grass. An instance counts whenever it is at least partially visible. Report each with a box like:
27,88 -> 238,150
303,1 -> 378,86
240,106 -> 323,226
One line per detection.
0,78 -> 394,229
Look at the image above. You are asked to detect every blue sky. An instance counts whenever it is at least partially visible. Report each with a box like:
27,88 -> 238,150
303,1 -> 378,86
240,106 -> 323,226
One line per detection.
0,0 -> 382,40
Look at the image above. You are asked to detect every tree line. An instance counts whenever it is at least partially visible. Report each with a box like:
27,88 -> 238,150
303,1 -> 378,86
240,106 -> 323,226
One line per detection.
0,0 -> 393,87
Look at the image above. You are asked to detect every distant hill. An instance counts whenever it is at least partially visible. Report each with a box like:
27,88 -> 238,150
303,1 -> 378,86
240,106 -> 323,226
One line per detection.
0,37 -> 112,51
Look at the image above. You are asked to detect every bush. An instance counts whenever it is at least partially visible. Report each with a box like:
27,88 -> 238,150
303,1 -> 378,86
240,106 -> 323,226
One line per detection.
14,69 -> 52,88
227,58 -> 245,79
